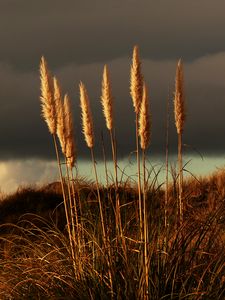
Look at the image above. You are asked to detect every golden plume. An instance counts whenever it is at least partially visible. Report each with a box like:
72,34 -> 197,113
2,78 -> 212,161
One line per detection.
139,82 -> 151,150
174,59 -> 185,134
79,82 -> 94,148
39,56 -> 56,134
53,77 -> 66,154
130,45 -> 143,114
64,94 -> 76,168
101,65 -> 113,131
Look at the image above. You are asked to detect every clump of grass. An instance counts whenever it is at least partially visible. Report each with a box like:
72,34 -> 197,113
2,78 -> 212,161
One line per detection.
39,59 -> 78,274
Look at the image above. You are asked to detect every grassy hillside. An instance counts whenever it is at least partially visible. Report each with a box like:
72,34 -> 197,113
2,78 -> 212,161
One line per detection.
0,170 -> 224,299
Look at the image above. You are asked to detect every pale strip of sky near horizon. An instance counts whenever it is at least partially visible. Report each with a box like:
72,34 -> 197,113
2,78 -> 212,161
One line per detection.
0,155 -> 225,195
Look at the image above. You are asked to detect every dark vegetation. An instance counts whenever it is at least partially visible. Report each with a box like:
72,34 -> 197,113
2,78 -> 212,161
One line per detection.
0,170 -> 224,299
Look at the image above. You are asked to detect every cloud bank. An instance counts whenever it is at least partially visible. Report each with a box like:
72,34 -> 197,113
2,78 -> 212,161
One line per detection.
0,0 -> 225,162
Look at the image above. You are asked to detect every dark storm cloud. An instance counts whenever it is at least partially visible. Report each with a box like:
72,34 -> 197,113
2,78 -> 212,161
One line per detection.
0,0 -> 225,71
0,0 -> 225,160
1,53 -> 225,160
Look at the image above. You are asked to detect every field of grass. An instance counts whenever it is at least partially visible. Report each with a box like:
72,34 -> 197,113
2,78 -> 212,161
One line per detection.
0,171 -> 224,299
0,47 -> 224,299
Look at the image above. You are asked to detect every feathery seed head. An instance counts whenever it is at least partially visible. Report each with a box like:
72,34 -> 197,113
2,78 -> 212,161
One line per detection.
79,82 -> 94,148
53,77 -> 66,154
139,82 -> 151,150
39,56 -> 56,135
101,65 -> 113,130
130,45 -> 143,114
66,139 -> 76,169
64,94 -> 76,167
174,59 -> 185,134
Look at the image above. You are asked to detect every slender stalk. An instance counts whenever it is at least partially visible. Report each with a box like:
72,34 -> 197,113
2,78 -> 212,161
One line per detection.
66,162 -> 83,277
65,158 -> 76,243
52,134 -> 76,271
178,132 -> 183,225
142,148 -> 149,298
110,129 -> 121,233
174,59 -> 185,227
165,90 -> 170,230
136,112 -> 143,241
110,129 -> 118,189
71,166 -> 83,218
101,132 -> 109,188
70,166 -> 84,254
110,129 -> 127,263
69,166 -> 80,236
90,147 -> 113,297
90,147 -> 106,244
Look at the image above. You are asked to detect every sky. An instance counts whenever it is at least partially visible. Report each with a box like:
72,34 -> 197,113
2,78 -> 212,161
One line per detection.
1,0 -> 225,193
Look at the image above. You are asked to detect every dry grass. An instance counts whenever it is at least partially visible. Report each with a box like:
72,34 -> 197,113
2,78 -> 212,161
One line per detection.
0,173 -> 224,299
0,48 -> 225,299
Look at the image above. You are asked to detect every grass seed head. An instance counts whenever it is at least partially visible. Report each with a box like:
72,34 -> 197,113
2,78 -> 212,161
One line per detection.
139,82 -> 151,150
39,56 -> 56,135
64,94 -> 76,167
101,65 -> 113,131
79,82 -> 94,148
130,45 -> 143,114
174,59 -> 185,134
54,77 -> 66,154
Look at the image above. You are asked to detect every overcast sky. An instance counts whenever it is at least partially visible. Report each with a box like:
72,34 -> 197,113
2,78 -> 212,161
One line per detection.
0,0 -> 225,192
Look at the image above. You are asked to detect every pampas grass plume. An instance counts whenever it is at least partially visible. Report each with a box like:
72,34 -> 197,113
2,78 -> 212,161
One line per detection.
174,59 -> 185,134
64,94 -> 76,168
101,65 -> 113,131
79,82 -> 94,148
139,83 -> 151,150
130,45 -> 143,114
40,56 -> 56,135
54,77 -> 66,154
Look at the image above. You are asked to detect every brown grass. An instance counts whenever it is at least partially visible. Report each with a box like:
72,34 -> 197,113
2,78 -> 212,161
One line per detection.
5,48 -> 222,299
